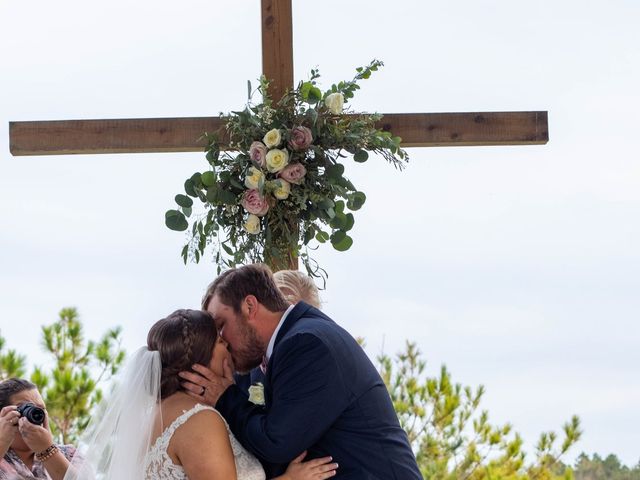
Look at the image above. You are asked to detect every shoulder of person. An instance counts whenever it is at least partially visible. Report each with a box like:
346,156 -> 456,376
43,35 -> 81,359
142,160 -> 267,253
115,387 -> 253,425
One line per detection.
171,405 -> 229,451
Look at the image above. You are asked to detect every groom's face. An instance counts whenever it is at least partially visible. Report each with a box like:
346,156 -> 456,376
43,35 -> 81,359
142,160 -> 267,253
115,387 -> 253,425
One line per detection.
207,294 -> 264,374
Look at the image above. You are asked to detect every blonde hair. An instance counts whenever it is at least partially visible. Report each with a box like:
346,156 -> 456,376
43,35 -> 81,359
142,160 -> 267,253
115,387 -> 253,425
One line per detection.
273,270 -> 321,309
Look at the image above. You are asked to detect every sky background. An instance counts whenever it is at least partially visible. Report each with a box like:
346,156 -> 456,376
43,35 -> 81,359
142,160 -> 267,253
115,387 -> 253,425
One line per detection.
1,0 -> 639,467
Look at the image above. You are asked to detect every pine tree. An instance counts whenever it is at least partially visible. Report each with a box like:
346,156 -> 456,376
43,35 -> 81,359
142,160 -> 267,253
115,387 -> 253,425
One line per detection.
378,341 -> 582,479
29,307 -> 125,443
0,331 -> 27,380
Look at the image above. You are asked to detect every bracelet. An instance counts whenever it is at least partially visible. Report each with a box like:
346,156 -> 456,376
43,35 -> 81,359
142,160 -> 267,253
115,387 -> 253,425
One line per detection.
35,444 -> 59,462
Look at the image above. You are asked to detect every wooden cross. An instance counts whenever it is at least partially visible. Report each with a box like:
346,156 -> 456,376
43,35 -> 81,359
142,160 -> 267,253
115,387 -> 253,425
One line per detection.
8,0 -> 548,269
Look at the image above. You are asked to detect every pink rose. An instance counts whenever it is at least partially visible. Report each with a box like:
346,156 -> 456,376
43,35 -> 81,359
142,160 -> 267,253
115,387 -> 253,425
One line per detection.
249,141 -> 267,168
241,189 -> 269,216
279,163 -> 307,185
288,126 -> 313,151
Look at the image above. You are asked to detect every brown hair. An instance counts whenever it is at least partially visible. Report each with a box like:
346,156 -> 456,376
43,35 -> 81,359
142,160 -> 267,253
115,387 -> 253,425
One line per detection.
147,309 -> 217,399
0,378 -> 37,410
273,270 -> 321,308
201,263 -> 290,313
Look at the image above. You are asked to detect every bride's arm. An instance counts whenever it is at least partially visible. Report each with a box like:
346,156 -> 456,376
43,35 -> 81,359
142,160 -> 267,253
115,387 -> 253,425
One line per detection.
173,410 -> 237,480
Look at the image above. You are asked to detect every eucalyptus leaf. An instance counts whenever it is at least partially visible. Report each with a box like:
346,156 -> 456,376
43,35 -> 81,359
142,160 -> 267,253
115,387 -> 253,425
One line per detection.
344,213 -> 355,231
325,163 -> 345,179
206,186 -> 218,203
353,150 -> 369,163
300,81 -> 312,100
201,171 -> 216,187
230,177 -> 244,190
330,231 -> 353,251
347,191 -> 367,211
316,231 -> 330,243
330,212 -> 347,230
165,210 -> 188,231
184,179 -> 197,197
175,194 -> 193,208
317,198 -> 335,210
217,189 -> 237,205
308,86 -> 322,103
190,172 -> 203,188
303,227 -> 314,245
222,243 -> 235,256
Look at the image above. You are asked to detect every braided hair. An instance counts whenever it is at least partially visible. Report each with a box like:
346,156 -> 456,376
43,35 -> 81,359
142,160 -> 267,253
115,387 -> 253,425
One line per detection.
147,309 -> 218,399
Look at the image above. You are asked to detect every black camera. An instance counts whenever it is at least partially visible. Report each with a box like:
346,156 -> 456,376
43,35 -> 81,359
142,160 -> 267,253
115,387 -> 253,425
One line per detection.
17,402 -> 45,425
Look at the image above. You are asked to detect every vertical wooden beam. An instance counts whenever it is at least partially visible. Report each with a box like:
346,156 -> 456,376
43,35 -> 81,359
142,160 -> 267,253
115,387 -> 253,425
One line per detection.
261,0 -> 297,270
261,0 -> 294,102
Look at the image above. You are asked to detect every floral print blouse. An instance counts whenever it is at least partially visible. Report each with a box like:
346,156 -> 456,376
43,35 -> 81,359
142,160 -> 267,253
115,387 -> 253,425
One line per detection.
0,444 -> 76,480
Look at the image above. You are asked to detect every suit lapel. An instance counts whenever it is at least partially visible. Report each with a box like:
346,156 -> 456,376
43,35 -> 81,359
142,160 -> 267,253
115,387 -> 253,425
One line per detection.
264,301 -> 313,408
272,301 -> 313,351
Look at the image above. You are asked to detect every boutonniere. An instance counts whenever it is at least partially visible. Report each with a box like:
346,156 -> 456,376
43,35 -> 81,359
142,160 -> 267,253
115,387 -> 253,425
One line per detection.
248,382 -> 265,405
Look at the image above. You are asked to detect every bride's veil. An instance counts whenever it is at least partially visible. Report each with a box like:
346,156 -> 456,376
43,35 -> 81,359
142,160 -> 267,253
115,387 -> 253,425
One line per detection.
64,347 -> 162,480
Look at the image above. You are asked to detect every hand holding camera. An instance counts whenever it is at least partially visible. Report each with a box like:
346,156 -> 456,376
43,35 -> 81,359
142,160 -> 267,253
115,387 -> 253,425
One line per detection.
15,402 -> 54,454
0,406 -> 21,452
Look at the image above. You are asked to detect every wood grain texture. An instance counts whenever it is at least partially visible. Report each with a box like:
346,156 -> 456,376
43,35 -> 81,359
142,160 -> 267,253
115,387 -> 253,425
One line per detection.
9,117 -> 226,155
9,112 -> 548,156
378,111 -> 548,147
261,0 -> 294,101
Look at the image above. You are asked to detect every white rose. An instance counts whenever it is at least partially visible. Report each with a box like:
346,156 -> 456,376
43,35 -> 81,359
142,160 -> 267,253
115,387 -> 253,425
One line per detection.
243,214 -> 261,235
263,128 -> 282,148
325,92 -> 344,115
244,166 -> 265,190
272,179 -> 291,200
248,382 -> 265,405
265,148 -> 290,173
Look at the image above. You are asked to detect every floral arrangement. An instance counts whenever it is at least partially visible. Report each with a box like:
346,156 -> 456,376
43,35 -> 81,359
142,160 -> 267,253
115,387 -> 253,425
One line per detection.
165,60 -> 408,278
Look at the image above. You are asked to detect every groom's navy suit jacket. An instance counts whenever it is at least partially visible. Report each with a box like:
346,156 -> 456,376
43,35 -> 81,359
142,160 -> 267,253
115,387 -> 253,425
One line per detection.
216,302 -> 422,479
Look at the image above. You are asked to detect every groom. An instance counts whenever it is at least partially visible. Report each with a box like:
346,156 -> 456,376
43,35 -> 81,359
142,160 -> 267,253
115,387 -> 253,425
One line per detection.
180,264 -> 422,479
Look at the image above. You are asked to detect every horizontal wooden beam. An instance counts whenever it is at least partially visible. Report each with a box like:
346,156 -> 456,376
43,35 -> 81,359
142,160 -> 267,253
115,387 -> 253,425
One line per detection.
9,111 -> 548,156
379,111 -> 548,147
9,117 -> 225,156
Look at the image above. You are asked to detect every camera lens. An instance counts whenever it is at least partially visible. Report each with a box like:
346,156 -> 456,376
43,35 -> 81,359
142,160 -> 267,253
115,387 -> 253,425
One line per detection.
17,402 -> 45,425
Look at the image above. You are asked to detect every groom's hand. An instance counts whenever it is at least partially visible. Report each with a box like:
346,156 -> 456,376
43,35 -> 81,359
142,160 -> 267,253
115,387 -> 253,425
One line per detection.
179,359 -> 235,406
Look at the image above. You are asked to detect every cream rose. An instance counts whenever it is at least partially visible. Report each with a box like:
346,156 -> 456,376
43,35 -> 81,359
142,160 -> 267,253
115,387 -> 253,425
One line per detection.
243,214 -> 261,235
249,141 -> 267,168
265,148 -> 290,173
279,163 -> 307,185
248,383 -> 265,405
244,166 -> 265,190
263,128 -> 282,148
272,179 -> 291,200
325,92 -> 344,115
241,189 -> 269,216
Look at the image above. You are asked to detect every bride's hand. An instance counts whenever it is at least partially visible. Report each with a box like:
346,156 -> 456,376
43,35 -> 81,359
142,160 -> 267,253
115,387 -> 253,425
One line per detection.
279,451 -> 338,480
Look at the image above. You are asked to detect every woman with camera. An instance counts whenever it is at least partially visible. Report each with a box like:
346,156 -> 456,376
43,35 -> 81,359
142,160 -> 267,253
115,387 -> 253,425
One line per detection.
0,378 -> 76,480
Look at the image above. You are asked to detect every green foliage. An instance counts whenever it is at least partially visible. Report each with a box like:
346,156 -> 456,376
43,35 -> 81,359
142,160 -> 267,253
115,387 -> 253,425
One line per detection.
0,331 -> 27,380
378,341 -> 582,479
573,453 -> 640,480
168,60 -> 408,280
30,307 -> 125,444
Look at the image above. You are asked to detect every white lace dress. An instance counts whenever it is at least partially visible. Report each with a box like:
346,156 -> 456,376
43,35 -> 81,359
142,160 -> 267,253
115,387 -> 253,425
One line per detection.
144,403 -> 266,480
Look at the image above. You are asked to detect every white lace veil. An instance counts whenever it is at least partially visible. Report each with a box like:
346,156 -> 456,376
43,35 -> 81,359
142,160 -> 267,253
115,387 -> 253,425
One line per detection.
64,347 -> 162,480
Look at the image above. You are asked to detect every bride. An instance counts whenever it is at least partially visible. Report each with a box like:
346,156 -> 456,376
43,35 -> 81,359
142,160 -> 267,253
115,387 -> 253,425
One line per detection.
64,309 -> 337,480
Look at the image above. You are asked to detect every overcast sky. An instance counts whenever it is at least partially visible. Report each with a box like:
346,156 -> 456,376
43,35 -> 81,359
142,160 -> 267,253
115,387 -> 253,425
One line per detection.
1,0 -> 638,467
